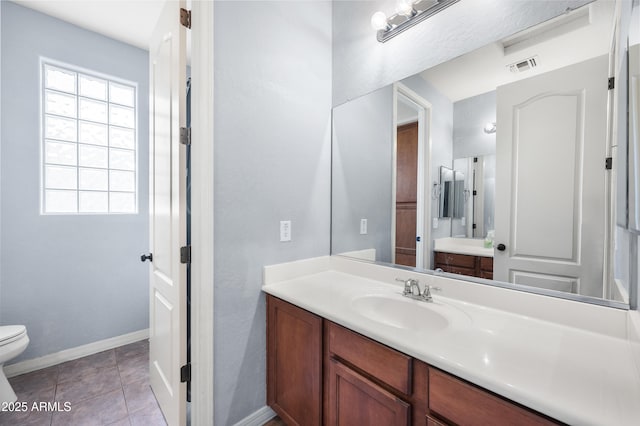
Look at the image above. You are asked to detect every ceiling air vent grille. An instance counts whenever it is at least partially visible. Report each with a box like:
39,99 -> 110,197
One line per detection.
508,56 -> 539,73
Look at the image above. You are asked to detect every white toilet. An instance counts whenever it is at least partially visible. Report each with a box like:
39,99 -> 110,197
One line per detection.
0,325 -> 29,403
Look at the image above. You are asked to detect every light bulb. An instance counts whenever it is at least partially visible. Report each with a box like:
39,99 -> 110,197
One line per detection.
484,122 -> 497,134
396,0 -> 415,16
370,11 -> 389,31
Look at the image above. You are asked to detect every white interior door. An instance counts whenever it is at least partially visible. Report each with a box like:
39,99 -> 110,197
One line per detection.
148,1 -> 187,425
494,54 -> 608,298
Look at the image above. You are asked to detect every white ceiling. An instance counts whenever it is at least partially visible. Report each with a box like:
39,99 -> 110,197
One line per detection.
12,0 -> 166,50
420,0 -> 615,102
14,0 -> 616,99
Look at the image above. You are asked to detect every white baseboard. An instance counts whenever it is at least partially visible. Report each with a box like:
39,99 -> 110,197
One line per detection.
3,329 -> 149,378
233,406 -> 276,426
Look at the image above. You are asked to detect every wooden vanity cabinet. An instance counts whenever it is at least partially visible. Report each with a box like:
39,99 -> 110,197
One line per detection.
426,415 -> 447,426
434,251 -> 493,279
325,321 -> 428,426
267,295 -> 558,426
479,256 -> 494,280
327,359 -> 411,425
427,369 -> 557,426
267,295 -> 323,425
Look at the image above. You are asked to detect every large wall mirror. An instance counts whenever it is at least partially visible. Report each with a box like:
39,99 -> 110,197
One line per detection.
331,0 -> 638,307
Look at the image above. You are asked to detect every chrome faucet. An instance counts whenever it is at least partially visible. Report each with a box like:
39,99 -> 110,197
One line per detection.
395,278 -> 441,302
396,278 -> 420,296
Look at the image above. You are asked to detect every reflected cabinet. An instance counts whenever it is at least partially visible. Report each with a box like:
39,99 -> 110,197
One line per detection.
434,252 -> 493,280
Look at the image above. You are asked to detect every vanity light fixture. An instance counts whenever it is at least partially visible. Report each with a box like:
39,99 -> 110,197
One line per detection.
484,122 -> 497,134
371,0 -> 461,43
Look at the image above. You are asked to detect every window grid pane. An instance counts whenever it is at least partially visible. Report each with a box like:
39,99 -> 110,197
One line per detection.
42,62 -> 137,214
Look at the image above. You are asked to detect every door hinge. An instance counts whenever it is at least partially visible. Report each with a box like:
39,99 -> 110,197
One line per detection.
180,127 -> 191,146
180,8 -> 191,29
472,190 -> 477,196
605,156 -> 613,170
180,363 -> 191,383
472,223 -> 477,229
608,77 -> 615,90
180,245 -> 191,264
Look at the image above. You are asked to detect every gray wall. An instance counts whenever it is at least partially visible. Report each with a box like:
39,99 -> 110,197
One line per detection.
332,0 -> 593,106
453,91 -> 497,159
332,85 -> 393,262
0,2 -> 149,361
213,1 -> 332,424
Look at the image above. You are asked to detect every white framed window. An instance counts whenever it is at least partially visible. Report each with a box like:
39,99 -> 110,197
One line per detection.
41,60 -> 138,214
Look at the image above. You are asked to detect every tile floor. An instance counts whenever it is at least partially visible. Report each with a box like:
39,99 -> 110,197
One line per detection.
0,339 -> 166,426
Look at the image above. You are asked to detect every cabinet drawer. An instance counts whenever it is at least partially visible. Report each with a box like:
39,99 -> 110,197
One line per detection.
428,369 -> 556,425
479,256 -> 493,271
434,252 -> 476,268
327,322 -> 412,395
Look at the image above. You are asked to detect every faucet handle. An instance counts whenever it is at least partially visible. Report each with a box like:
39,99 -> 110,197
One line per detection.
421,285 -> 441,301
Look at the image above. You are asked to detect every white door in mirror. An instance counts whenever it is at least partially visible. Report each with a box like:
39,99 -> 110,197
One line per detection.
495,55 -> 608,298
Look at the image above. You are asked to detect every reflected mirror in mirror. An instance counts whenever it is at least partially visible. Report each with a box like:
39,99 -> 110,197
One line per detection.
452,169 -> 465,220
331,0 -> 636,307
439,166 -> 454,219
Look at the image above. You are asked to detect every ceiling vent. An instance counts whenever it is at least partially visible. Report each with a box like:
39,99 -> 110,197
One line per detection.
508,56 -> 539,73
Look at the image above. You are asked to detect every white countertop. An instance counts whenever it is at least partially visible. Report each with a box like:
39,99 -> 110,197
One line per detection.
262,257 -> 640,426
434,237 -> 494,257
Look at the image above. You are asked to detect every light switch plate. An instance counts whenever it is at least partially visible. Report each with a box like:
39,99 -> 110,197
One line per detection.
360,218 -> 368,235
280,220 -> 291,242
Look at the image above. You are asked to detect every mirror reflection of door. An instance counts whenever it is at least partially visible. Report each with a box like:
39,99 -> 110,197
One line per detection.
494,54 -> 608,297
394,87 -> 430,269
396,121 -> 419,267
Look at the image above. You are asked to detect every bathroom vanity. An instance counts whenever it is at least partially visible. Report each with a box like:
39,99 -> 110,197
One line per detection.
433,251 -> 493,279
268,295 -> 555,425
431,237 -> 494,279
263,256 -> 640,426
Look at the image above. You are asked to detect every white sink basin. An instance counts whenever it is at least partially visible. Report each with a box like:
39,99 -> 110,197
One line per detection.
351,294 -> 470,332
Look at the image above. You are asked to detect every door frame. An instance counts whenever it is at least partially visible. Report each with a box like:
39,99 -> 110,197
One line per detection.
392,83 -> 432,269
189,1 -> 215,424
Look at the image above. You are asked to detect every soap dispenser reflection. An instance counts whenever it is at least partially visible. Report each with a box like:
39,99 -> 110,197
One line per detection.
484,230 -> 495,249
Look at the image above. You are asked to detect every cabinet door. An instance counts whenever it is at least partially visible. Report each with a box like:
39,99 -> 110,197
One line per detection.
267,295 -> 322,426
328,359 -> 410,426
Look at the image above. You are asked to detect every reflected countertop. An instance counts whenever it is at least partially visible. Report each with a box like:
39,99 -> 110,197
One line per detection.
262,256 -> 640,426
434,237 -> 494,257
